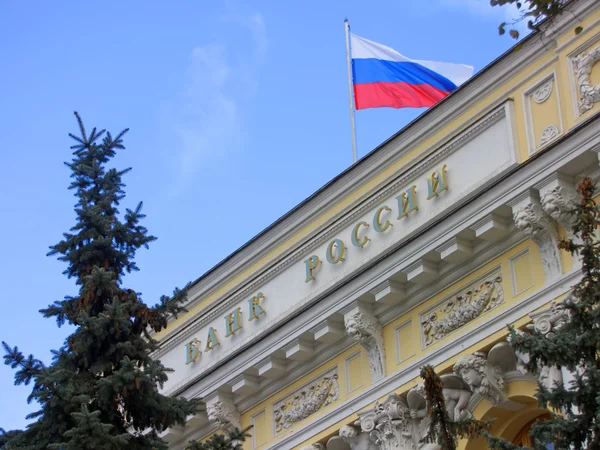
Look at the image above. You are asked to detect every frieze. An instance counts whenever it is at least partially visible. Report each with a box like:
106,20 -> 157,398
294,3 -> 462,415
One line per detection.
421,268 -> 504,347
273,367 -> 340,432
156,105 -> 508,358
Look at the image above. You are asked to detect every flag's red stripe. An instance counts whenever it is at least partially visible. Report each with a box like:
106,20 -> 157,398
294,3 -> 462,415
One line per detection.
353,81 -> 450,110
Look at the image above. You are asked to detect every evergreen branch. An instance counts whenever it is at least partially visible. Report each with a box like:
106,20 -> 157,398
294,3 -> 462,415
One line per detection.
2,342 -> 44,386
420,365 -> 492,450
185,427 -> 251,450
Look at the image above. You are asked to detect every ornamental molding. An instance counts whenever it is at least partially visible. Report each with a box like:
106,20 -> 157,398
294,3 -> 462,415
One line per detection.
345,312 -> 386,382
164,118 -> 596,402
156,105 -> 509,357
573,44 -> 600,114
328,343 -> 524,450
528,293 -> 574,338
339,424 -> 377,450
540,183 -> 579,241
358,394 -> 415,450
206,400 -> 241,432
421,268 -> 504,347
273,367 -> 340,433
406,374 -> 472,448
453,342 -> 517,406
533,79 -> 553,103
250,271 -> 580,450
512,293 -> 576,390
540,125 -> 560,146
511,196 -> 562,281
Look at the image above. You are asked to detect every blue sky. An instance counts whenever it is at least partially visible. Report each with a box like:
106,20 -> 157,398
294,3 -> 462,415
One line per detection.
0,0 -> 525,431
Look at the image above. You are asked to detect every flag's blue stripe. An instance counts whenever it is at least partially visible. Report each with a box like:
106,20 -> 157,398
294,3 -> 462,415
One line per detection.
352,58 -> 457,93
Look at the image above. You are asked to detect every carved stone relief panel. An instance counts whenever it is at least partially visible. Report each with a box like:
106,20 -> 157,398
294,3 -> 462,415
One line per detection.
273,366 -> 340,433
573,44 -> 600,115
420,268 -> 504,347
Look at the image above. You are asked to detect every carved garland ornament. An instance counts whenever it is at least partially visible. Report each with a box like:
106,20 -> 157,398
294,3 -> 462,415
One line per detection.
273,367 -> 340,432
421,271 -> 504,346
573,44 -> 600,114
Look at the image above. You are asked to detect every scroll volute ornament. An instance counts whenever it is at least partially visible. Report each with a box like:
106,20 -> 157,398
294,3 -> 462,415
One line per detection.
344,311 -> 386,382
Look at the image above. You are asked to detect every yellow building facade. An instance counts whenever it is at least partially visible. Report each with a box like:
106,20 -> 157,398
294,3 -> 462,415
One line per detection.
155,1 -> 600,448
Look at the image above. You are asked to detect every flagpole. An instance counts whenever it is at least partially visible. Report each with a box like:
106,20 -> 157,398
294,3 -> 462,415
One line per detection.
344,19 -> 357,164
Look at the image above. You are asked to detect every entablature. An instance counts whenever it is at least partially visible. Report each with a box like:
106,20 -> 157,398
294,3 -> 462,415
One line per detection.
162,110 -> 600,449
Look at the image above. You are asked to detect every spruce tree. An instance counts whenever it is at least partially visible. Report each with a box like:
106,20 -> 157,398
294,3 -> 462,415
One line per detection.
0,113 -> 246,450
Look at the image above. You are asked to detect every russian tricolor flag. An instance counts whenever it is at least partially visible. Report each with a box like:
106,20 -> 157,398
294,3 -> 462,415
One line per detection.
351,34 -> 474,110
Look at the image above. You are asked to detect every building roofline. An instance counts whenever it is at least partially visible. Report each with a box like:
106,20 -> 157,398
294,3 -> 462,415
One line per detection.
181,1 -> 583,298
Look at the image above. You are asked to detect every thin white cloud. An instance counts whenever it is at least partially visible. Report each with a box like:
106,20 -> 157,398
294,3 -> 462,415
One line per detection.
166,6 -> 267,195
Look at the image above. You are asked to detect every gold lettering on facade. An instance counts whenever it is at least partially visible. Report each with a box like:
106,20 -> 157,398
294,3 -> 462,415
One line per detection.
326,239 -> 346,264
249,292 -> 266,321
373,205 -> 392,232
427,165 -> 449,199
224,307 -> 242,337
205,327 -> 220,351
185,338 -> 201,364
351,221 -> 370,248
396,185 -> 418,219
304,255 -> 321,282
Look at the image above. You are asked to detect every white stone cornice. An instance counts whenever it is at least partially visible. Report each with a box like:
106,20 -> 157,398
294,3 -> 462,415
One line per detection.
231,373 -> 260,396
283,338 -> 314,361
470,213 -> 511,242
508,189 -> 563,281
156,105 -> 510,351
256,355 -> 287,379
405,259 -> 439,284
436,236 -> 474,263
166,118 -> 600,403
311,318 -> 346,344
370,279 -> 406,305
591,147 -> 600,165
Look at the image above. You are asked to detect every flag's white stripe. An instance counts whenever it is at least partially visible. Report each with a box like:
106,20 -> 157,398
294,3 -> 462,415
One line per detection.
351,34 -> 411,62
414,60 -> 474,86
351,33 -> 474,87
